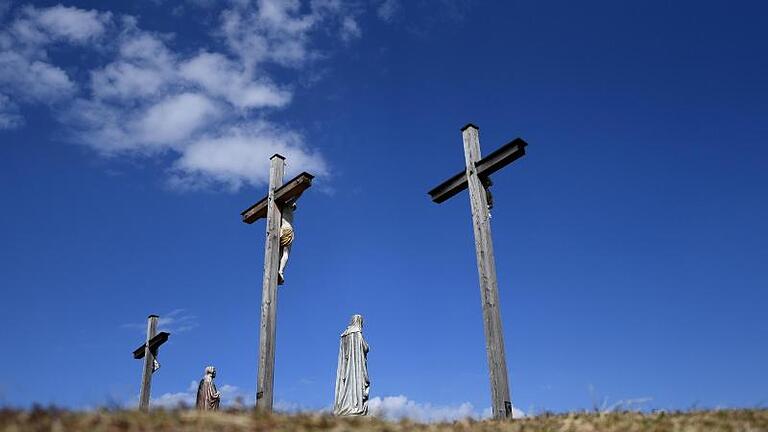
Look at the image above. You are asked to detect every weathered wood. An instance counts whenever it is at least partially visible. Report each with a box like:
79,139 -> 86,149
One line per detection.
138,315 -> 158,412
255,154 -> 285,412
475,138 -> 528,179
428,138 -> 527,204
428,123 -> 526,420
462,125 -> 513,420
133,332 -> 170,359
241,172 -> 314,224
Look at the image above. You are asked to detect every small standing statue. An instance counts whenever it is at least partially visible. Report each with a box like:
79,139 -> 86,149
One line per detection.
333,314 -> 370,416
196,366 -> 221,411
278,198 -> 296,285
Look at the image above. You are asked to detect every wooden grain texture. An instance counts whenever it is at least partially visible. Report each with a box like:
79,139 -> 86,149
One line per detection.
462,125 -> 513,420
255,155 -> 285,413
428,138 -> 527,204
241,172 -> 314,224
133,332 -> 170,359
474,138 -> 527,179
138,315 -> 158,412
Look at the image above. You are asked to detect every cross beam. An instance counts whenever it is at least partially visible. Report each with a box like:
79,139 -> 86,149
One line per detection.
133,332 -> 170,359
427,123 -> 527,420
429,132 -> 527,204
241,172 -> 314,224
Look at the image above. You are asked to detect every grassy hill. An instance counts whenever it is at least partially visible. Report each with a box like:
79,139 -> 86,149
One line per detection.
2,408 -> 766,431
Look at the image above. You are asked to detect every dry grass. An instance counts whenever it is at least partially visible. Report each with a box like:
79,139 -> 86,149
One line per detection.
1,408 -> 767,432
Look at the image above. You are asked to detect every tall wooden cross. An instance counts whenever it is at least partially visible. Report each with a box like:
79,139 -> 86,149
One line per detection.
240,154 -> 314,412
428,124 -> 528,420
132,314 -> 170,411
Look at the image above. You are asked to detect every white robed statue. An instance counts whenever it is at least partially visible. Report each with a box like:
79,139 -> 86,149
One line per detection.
196,366 -> 221,411
333,314 -> 370,416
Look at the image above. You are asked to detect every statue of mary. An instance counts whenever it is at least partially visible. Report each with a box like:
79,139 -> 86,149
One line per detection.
333,314 -> 370,416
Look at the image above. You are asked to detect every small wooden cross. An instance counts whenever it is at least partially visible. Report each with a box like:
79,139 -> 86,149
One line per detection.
240,154 -> 314,412
428,124 -> 528,420
132,314 -> 170,411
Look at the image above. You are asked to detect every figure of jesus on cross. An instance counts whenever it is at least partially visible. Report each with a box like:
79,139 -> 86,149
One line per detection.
278,198 -> 297,285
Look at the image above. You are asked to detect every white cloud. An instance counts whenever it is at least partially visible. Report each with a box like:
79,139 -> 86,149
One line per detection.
369,395 -> 475,422
157,309 -> 199,333
340,16 -> 361,42
368,395 -> 525,422
122,309 -> 199,334
0,52 -> 75,102
0,93 -> 23,129
179,52 -> 291,109
171,121 -> 327,190
153,390 -> 196,407
24,5 -> 110,43
599,397 -> 653,413
152,381 -> 253,408
11,4 -> 111,45
138,93 -> 221,145
152,380 -> 198,408
152,387 -> 524,424
220,0 -> 360,69
0,4 -> 108,105
0,1 -> 362,191
376,0 -> 399,22
90,28 -> 176,101
220,0 -> 314,70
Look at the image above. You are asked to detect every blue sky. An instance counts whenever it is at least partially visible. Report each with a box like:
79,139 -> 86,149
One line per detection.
0,0 -> 766,420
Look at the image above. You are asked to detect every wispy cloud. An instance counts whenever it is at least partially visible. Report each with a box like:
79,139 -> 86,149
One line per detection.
0,1 -> 362,190
598,397 -> 654,413
376,0 -> 400,22
122,309 -> 198,334
588,384 -> 653,413
152,380 -> 198,408
152,381 -> 254,408
149,387 -> 526,422
0,93 -> 22,129
153,381 -> 327,412
368,395 -> 525,422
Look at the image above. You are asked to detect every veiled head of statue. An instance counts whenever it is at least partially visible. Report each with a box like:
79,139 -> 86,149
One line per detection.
350,314 -> 364,327
205,366 -> 216,377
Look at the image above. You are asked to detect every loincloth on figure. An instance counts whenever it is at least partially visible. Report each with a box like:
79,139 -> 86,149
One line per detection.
280,225 -> 294,247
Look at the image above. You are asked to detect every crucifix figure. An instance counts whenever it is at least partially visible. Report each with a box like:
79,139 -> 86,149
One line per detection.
428,124 -> 528,420
240,154 -> 314,412
131,314 -> 170,411
278,198 -> 297,285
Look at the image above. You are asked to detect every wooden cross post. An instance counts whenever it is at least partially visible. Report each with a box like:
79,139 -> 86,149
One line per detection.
240,154 -> 314,412
132,314 -> 170,411
428,124 -> 528,420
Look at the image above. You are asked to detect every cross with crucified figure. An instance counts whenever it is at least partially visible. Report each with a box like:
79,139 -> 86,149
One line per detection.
240,154 -> 314,412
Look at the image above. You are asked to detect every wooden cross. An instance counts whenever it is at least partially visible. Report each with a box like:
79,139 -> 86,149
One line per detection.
428,124 -> 528,420
132,314 -> 170,411
240,154 -> 314,412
